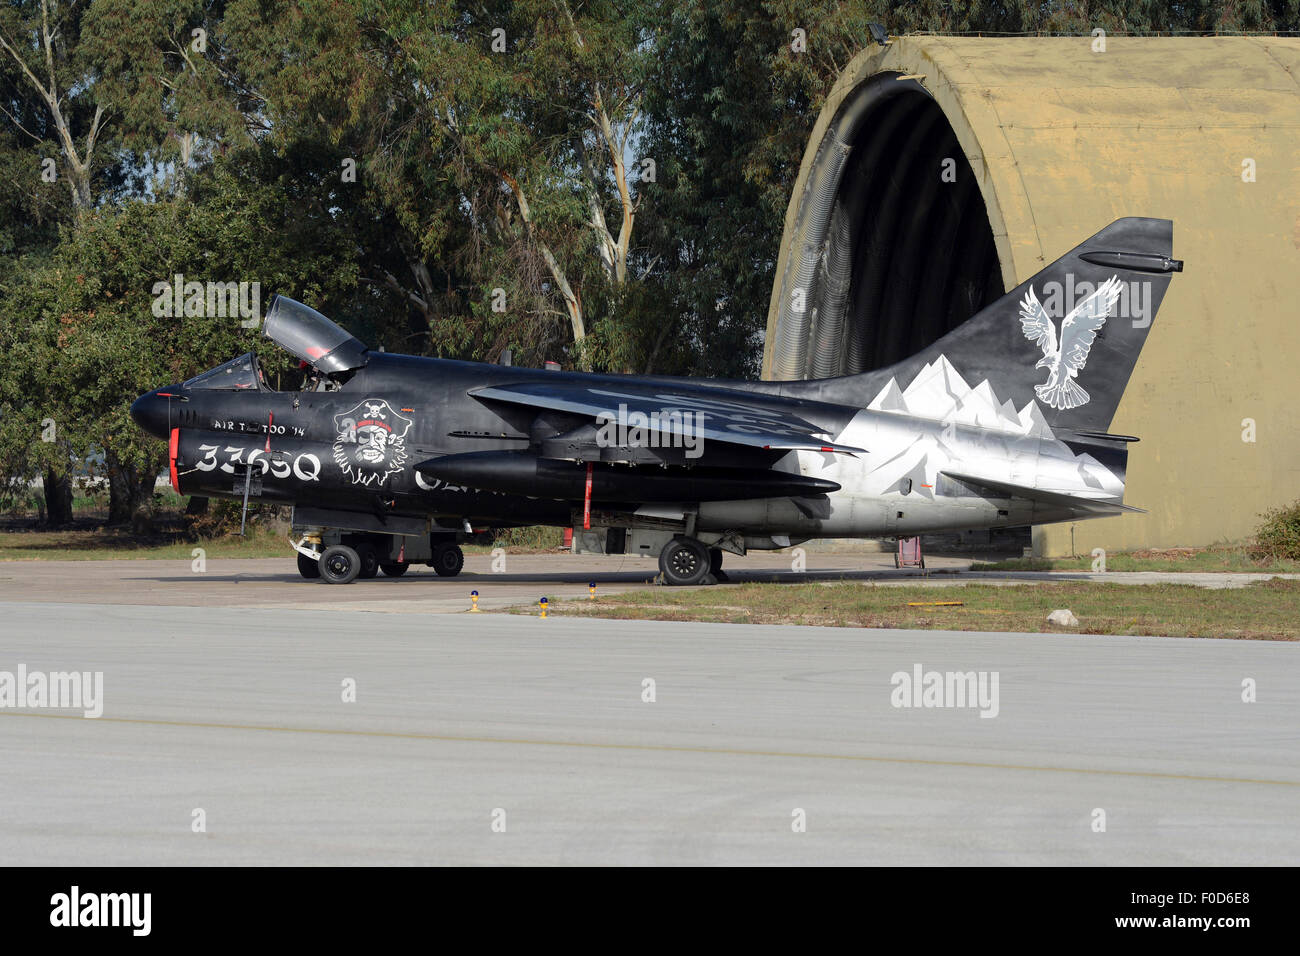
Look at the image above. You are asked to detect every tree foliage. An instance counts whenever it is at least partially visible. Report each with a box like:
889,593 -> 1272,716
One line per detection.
1,0 -> 1297,524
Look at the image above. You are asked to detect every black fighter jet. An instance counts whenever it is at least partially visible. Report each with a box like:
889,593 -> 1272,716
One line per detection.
131,218 -> 1181,585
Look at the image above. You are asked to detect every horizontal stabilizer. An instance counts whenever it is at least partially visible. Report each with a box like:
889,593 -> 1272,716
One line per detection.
1055,428 -> 1140,445
940,471 -> 1146,515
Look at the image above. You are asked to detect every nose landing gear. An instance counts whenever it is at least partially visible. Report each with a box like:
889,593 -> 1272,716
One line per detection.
292,527 -> 468,583
319,544 -> 362,585
297,552 -> 322,579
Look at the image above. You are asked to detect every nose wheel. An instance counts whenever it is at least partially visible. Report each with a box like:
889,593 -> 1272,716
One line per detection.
297,552 -> 321,579
319,545 -> 361,585
355,543 -> 380,579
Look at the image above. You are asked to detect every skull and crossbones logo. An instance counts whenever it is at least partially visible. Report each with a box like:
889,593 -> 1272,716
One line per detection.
333,399 -> 413,486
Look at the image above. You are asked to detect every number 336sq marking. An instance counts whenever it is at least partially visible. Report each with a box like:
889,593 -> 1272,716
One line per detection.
195,444 -> 321,481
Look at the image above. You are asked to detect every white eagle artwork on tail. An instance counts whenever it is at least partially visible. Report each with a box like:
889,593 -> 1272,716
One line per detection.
1018,274 -> 1123,410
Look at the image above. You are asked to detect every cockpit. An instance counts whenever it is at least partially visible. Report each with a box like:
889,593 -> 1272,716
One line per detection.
171,296 -> 372,396
131,295 -> 373,439
181,296 -> 372,393
182,353 -> 265,390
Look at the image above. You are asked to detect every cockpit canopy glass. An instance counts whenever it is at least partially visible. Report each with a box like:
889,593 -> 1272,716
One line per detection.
262,295 -> 368,374
183,353 -> 263,390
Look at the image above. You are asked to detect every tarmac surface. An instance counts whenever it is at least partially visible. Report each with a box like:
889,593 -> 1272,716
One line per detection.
1,568 -> 1297,864
0,552 -> 1293,616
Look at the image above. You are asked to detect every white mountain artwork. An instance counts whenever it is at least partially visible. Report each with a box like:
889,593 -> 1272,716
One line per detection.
830,356 -> 1123,500
870,356 -> 1053,437
1018,275 -> 1123,411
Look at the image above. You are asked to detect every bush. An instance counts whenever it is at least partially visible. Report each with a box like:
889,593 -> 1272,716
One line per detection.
488,526 -> 566,551
1254,500 -> 1300,561
186,500 -> 289,540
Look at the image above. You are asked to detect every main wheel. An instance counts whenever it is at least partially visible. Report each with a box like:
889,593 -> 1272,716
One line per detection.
297,552 -> 321,579
431,543 -> 464,577
380,561 -> 410,577
708,547 -> 729,582
356,543 -> 380,579
659,537 -> 710,586
320,544 -> 361,585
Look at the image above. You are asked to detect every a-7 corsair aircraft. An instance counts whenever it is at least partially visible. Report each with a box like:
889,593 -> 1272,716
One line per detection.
131,218 -> 1181,585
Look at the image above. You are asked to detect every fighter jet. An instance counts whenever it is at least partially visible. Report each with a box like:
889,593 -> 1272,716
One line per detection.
131,218 -> 1181,585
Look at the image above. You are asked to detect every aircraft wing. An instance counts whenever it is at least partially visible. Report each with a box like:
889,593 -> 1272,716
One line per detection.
940,472 -> 1146,515
470,382 -> 865,454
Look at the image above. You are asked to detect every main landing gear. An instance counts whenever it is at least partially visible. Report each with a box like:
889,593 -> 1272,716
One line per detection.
379,560 -> 410,578
709,547 -> 727,582
429,542 -> 465,577
658,536 -> 715,587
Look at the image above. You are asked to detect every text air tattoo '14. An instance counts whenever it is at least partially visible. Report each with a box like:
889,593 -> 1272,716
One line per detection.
131,218 -> 1182,585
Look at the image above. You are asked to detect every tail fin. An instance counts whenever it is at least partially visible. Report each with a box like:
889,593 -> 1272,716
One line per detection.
787,218 -> 1181,433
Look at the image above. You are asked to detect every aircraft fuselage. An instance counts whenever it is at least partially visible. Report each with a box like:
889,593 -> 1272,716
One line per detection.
132,350 -> 1130,541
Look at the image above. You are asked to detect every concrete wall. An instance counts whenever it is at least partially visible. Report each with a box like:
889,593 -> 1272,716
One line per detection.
762,36 -> 1300,555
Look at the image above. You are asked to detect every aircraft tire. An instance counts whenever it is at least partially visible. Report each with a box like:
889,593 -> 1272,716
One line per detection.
356,544 -> 380,579
431,544 -> 465,577
659,537 -> 710,586
320,545 -> 362,585
297,552 -> 321,579
709,548 -> 729,582
380,562 -> 410,577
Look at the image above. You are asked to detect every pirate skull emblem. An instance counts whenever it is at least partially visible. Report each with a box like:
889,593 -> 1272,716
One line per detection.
333,399 -> 413,486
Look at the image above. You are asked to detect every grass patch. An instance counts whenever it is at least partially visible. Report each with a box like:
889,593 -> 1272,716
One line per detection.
0,520 -> 566,560
970,546 -> 1300,574
0,525 -> 288,561
532,578 -> 1300,640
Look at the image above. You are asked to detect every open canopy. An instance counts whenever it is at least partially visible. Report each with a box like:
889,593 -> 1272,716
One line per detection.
263,295 -> 368,374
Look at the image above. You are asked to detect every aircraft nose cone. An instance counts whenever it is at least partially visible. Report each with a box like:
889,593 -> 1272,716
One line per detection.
130,388 -> 174,440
